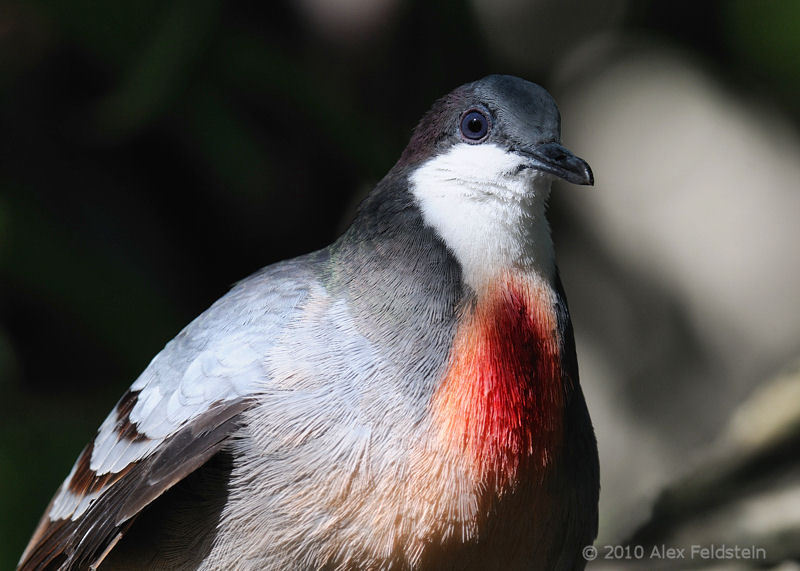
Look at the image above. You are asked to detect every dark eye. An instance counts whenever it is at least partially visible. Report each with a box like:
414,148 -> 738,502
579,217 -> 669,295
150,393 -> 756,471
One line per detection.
460,109 -> 489,141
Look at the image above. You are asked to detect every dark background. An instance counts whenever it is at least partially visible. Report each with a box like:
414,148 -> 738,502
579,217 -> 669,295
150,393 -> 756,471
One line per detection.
2,1 -> 800,567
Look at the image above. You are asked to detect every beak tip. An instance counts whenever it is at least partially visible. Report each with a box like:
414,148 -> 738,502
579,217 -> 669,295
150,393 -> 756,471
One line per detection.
582,164 -> 594,186
563,159 -> 594,186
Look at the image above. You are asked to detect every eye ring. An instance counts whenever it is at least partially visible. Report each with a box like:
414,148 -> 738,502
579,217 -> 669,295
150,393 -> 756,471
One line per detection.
459,108 -> 490,142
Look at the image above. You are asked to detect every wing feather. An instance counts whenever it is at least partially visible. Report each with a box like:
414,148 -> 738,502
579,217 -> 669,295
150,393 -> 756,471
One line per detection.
18,399 -> 249,570
19,256 -> 323,570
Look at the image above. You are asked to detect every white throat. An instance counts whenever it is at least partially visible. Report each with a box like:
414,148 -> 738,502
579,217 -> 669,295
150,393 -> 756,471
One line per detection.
410,143 -> 555,292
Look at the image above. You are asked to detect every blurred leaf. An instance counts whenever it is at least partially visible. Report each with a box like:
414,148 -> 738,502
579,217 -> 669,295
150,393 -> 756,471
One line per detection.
0,3 -> 54,83
27,0 -> 164,68
93,0 -> 220,139
724,0 -> 800,92
0,199 -> 19,387
0,188 -> 183,373
184,85 -> 275,201
0,327 -> 17,387
0,194 -> 8,258
215,33 -> 396,178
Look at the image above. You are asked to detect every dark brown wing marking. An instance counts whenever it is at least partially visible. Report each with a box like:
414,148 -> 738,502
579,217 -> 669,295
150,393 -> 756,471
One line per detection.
64,389 -> 152,497
65,443 -> 135,497
18,399 -> 250,570
113,390 -> 148,443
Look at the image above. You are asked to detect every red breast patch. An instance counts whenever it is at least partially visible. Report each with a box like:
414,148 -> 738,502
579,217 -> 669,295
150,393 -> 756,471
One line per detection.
432,273 -> 564,489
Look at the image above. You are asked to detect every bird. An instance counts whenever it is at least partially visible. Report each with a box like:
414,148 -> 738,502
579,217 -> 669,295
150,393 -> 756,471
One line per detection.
19,74 -> 599,570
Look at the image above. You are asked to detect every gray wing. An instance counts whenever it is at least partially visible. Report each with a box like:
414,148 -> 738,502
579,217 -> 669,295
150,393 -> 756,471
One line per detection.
18,254 -> 322,570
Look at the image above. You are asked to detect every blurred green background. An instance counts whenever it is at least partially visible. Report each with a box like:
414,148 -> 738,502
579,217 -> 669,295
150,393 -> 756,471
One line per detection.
2,0 -> 800,568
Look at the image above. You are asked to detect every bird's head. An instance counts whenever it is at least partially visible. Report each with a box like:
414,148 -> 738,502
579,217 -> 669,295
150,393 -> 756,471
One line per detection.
398,75 -> 593,292
400,74 -> 592,186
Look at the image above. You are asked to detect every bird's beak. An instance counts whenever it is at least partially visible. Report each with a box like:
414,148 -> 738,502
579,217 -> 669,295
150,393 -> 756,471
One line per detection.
522,142 -> 594,186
